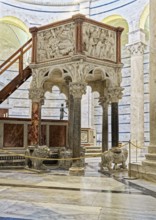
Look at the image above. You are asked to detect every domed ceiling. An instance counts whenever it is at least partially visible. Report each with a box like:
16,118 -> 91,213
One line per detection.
15,0 -> 89,6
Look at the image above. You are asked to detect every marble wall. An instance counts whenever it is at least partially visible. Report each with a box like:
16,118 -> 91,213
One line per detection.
0,0 -> 150,146
0,118 -> 68,148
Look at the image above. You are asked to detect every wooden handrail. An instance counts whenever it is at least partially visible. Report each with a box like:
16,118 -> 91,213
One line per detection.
0,38 -> 32,75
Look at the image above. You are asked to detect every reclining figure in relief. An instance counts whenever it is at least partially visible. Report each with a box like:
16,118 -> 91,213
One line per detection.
100,148 -> 128,171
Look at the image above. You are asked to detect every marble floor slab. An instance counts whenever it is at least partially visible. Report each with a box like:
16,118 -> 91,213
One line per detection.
0,158 -> 156,220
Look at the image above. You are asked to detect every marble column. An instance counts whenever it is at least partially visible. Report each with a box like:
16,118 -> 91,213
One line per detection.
108,86 -> 123,148
99,96 -> 109,152
68,94 -> 74,150
127,41 -> 145,146
111,102 -> 119,147
29,88 -> 44,146
149,0 -> 156,152
69,82 -> 86,175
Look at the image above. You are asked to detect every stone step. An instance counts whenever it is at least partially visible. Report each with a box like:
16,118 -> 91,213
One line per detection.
130,162 -> 156,183
85,149 -> 102,153
85,146 -> 102,150
145,153 -> 156,160
142,159 -> 156,167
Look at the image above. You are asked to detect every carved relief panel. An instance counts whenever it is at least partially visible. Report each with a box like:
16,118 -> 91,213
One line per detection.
83,23 -> 116,62
37,23 -> 75,63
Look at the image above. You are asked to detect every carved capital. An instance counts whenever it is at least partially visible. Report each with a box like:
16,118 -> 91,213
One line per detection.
69,83 -> 86,98
127,42 -> 145,56
99,89 -> 111,106
29,88 -> 44,103
108,87 -> 124,103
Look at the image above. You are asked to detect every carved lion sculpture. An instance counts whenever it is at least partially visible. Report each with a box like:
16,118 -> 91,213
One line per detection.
101,148 -> 128,171
58,148 -> 72,169
25,145 -> 51,171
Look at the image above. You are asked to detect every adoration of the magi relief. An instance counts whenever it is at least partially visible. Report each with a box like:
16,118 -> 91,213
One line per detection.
37,23 -> 75,62
83,23 -> 116,62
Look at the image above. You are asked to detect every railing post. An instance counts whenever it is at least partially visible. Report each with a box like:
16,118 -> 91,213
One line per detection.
136,140 -> 138,163
128,140 -> 131,177
19,48 -> 23,79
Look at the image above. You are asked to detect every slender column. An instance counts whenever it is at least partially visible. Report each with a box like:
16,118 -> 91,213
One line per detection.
29,88 -> 44,146
69,83 -> 86,158
73,97 -> 81,158
111,102 -> 119,147
127,41 -> 145,146
108,86 -> 123,148
99,96 -> 109,152
30,102 -> 41,146
68,94 -> 74,150
69,83 -> 86,175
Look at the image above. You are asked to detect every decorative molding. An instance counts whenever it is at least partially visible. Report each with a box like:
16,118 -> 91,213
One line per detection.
64,59 -> 92,83
29,88 -> 44,102
108,86 -> 124,103
69,82 -> 86,98
99,92 -> 110,106
127,42 -> 145,56
30,67 -> 49,89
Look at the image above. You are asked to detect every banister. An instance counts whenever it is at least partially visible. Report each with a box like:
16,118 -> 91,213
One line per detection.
0,38 -> 32,73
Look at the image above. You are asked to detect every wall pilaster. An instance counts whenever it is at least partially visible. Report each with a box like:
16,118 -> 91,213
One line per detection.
149,0 -> 156,150
127,41 -> 145,146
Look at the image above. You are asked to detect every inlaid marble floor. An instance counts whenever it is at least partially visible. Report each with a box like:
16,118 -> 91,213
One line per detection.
0,158 -> 156,220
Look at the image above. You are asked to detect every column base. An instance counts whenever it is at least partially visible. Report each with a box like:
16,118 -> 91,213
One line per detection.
69,160 -> 85,176
69,166 -> 85,176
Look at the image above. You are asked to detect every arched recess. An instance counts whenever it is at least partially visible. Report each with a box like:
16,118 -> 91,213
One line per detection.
0,16 -> 30,61
140,4 -> 149,42
41,68 -> 69,120
102,15 -> 129,47
43,85 -> 68,120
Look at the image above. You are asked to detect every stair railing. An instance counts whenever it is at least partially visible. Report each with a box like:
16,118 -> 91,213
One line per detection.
0,38 -> 32,78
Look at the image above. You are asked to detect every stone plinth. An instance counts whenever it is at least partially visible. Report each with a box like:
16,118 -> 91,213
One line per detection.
130,162 -> 156,183
69,166 -> 85,176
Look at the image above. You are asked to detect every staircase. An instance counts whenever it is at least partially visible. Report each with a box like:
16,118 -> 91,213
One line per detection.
85,146 -> 102,157
0,38 -> 32,103
0,39 -> 32,168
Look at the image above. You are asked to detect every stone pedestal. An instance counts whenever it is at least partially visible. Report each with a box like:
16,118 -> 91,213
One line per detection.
69,166 -> 85,176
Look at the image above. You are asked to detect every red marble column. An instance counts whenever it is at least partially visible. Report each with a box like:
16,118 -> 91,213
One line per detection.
29,102 -> 41,146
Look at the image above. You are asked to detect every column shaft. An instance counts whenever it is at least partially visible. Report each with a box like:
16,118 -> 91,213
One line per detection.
68,95 -> 74,150
111,102 -> 119,147
30,102 -> 41,146
73,98 -> 81,158
102,104 -> 108,152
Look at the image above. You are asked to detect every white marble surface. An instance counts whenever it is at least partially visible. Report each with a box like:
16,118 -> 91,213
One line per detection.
0,158 -> 156,219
